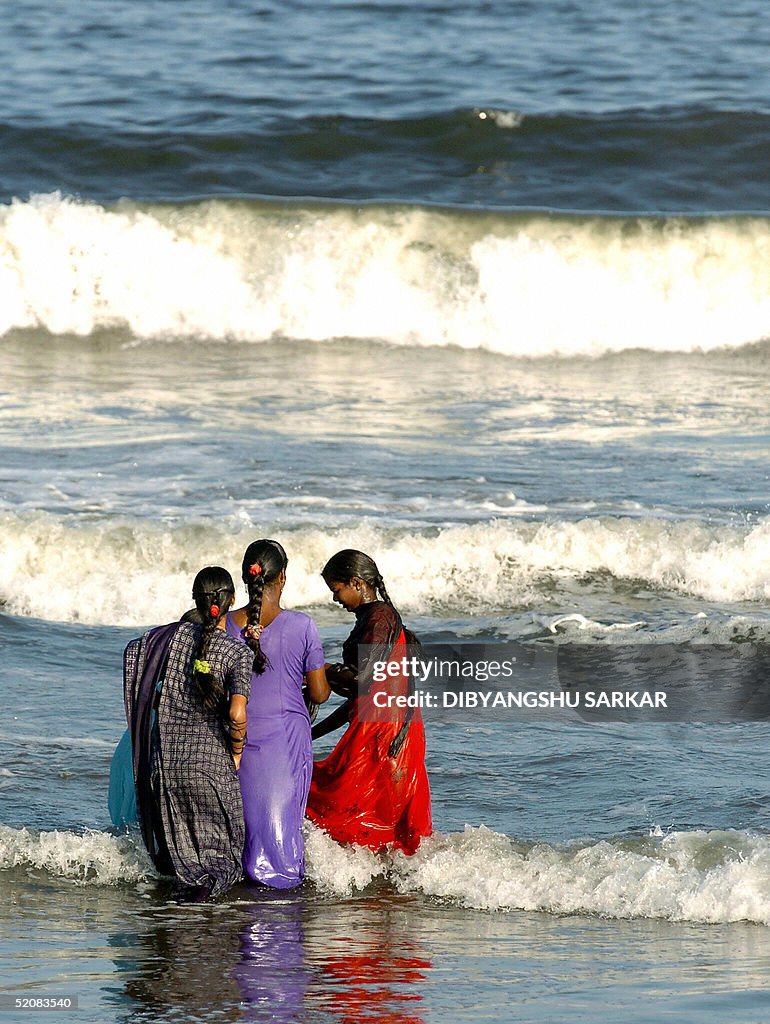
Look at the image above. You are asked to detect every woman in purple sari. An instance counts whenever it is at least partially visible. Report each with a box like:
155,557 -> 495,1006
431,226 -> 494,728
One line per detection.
226,540 -> 330,888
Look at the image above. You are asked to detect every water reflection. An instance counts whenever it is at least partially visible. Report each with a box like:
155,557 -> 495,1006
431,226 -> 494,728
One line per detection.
114,886 -> 431,1023
234,896 -> 308,1022
303,896 -> 431,1024
118,899 -> 245,1021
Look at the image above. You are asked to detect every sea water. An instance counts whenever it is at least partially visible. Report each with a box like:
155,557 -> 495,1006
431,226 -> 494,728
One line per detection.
1,1 -> 770,1021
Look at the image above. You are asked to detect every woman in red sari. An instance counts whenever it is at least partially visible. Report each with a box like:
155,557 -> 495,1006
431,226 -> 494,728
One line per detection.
306,549 -> 431,854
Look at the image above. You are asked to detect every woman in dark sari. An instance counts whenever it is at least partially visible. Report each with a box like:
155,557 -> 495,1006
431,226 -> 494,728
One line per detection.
306,550 -> 432,854
123,566 -> 252,898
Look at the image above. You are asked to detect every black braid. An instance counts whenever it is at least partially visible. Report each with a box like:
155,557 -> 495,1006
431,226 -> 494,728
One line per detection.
375,573 -> 394,608
189,567 -> 235,713
192,615 -> 224,711
246,573 -> 268,674
240,539 -> 288,676
374,571 -> 419,643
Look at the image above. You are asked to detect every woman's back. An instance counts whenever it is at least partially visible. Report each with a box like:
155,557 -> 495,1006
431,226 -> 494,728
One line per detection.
123,567 -> 253,898
153,622 -> 247,768
226,606 -> 325,888
227,610 -> 321,724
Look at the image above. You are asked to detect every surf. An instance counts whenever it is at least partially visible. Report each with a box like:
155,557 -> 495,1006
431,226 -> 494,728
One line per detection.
2,193 -> 769,356
2,510 -> 770,625
4,821 -> 770,927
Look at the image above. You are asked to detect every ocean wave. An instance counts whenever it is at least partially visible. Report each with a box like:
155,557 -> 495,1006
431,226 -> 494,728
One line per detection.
1,105 -> 768,212
0,824 -> 153,885
306,823 -> 770,925
1,510 -> 769,626
1,193 -> 769,356
389,825 -> 770,925
5,821 -> 769,925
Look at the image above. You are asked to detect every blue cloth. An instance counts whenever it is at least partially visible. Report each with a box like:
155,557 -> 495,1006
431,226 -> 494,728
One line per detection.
108,728 -> 138,826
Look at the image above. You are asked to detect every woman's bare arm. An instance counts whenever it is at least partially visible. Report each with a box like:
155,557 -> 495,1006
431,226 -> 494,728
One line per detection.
305,666 -> 331,704
228,693 -> 248,769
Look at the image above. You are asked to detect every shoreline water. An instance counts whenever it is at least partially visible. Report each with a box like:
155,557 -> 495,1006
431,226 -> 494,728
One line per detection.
2,0 -> 770,1018
3,324 -> 770,1018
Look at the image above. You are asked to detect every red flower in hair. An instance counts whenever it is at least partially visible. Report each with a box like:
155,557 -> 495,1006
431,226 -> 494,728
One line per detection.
249,563 -> 262,576
210,604 -> 220,617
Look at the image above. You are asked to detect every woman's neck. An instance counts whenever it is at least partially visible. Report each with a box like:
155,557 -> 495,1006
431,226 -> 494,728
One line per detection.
230,592 -> 283,628
354,598 -> 380,617
260,595 -> 283,626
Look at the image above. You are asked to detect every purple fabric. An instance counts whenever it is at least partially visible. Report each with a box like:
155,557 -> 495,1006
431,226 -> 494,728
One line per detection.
226,610 -> 325,888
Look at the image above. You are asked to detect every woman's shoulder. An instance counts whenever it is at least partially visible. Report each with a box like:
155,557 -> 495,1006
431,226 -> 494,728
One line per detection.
274,609 -> 318,631
166,620 -> 203,652
361,600 -> 398,625
209,633 -> 253,680
271,609 -> 321,645
171,620 -> 195,638
210,627 -> 249,654
349,601 -> 401,645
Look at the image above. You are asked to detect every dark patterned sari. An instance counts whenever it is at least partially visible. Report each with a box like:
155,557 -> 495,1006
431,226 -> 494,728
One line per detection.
124,621 -> 252,896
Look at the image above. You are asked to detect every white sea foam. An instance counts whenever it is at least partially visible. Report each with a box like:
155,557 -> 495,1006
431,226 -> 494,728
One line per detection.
306,822 -> 770,925
1,194 -> 768,355
303,821 -> 383,895
2,511 -> 770,626
4,821 -> 769,924
0,824 -> 153,884
546,613 -> 646,634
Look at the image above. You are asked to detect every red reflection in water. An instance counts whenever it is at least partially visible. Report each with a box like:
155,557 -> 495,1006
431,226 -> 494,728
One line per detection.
315,946 -> 431,1024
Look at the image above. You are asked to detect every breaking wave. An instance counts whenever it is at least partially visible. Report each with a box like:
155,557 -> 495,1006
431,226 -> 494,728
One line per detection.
1,193 -> 769,356
1,510 -> 769,626
0,824 -> 153,885
5,822 -> 770,925
308,824 -> 770,925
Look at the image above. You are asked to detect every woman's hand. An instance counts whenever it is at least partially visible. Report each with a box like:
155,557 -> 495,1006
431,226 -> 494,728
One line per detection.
326,664 -> 357,697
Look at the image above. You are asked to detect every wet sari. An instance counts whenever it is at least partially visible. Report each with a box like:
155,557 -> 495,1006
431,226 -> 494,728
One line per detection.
124,621 -> 252,895
306,601 -> 432,854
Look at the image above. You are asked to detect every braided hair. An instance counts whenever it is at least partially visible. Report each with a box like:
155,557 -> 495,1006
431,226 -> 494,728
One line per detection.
241,539 -> 288,675
191,566 -> 235,711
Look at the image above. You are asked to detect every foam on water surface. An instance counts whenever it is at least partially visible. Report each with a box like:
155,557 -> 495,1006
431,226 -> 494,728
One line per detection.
2,511 -> 769,625
4,822 -> 769,927
305,823 -> 770,925
2,194 -> 769,355
0,824 -> 153,885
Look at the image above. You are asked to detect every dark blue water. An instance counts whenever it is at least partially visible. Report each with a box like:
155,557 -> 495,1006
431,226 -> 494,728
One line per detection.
1,0 -> 768,211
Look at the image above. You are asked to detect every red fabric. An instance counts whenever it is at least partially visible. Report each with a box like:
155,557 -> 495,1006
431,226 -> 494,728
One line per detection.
307,630 -> 432,854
